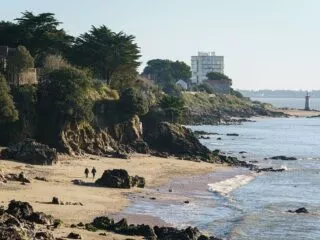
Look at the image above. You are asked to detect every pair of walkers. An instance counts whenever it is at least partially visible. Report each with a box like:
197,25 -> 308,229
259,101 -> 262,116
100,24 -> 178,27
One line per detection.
84,167 -> 96,178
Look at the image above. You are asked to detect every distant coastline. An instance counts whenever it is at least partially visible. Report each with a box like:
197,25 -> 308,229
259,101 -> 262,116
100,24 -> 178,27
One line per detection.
239,89 -> 320,98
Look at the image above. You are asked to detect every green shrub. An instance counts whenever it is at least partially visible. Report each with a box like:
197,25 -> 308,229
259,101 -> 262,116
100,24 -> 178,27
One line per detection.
37,67 -> 93,146
0,74 -> 18,123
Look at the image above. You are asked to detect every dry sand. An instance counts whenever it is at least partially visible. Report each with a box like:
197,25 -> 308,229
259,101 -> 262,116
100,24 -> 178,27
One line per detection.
0,154 -> 226,239
273,108 -> 320,117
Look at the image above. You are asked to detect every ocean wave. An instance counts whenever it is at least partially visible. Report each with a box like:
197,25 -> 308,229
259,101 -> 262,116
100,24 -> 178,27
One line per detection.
208,174 -> 256,196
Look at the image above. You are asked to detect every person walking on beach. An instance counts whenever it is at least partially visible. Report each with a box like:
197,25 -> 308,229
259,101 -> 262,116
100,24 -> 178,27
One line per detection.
91,167 -> 97,179
84,168 -> 89,178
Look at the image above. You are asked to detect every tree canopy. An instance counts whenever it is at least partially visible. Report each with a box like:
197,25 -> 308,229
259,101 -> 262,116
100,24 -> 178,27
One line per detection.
143,59 -> 191,87
206,72 -> 230,80
7,45 -> 34,73
70,25 -> 140,85
0,74 -> 18,123
0,11 -> 74,59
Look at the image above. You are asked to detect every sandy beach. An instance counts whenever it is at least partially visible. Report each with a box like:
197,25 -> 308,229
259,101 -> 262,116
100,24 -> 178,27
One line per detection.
273,108 -> 320,117
0,154 -> 227,239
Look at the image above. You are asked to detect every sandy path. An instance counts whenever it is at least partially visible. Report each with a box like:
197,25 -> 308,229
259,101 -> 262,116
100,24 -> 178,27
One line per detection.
0,154 -> 225,239
272,108 -> 320,117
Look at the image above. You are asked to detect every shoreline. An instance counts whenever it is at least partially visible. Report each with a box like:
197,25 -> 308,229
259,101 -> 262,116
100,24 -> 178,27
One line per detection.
0,153 -> 230,239
114,167 -> 252,229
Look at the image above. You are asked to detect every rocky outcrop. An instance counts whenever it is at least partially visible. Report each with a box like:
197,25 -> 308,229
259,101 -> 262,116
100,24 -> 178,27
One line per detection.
90,216 -> 221,240
0,200 -> 57,240
95,169 -> 145,188
60,115 -> 145,156
1,139 -> 57,165
288,207 -> 309,214
270,156 -> 297,160
144,122 -> 213,161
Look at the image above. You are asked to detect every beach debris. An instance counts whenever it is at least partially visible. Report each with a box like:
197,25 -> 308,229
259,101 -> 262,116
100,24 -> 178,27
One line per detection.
95,169 -> 145,189
288,207 -> 309,214
270,155 -> 297,161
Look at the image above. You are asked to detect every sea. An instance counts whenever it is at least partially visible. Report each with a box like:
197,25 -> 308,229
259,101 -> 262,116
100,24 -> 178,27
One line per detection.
251,97 -> 320,110
122,98 -> 320,240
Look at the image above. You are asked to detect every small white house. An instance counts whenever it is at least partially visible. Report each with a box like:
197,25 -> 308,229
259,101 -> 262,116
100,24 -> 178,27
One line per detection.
176,79 -> 188,90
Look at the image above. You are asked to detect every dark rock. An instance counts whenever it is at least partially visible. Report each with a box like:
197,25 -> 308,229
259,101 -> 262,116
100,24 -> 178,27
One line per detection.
95,169 -> 145,189
227,133 -> 239,136
132,140 -> 150,154
154,226 -> 201,240
193,130 -> 218,136
28,212 -> 54,225
270,156 -> 297,161
144,122 -> 212,161
131,175 -> 145,188
112,151 -> 130,159
184,200 -> 190,204
67,232 -> 82,239
151,152 -> 169,158
256,167 -> 285,173
6,200 -> 34,220
5,172 -> 30,183
95,169 -> 131,188
150,197 -> 156,200
217,138 -> 222,140
1,139 -> 57,165
34,177 -> 48,182
51,197 -> 60,205
198,136 -> 210,139
239,151 -> 247,154
71,179 -> 85,185
288,207 -> 309,214
92,216 -> 114,230
35,231 -> 55,240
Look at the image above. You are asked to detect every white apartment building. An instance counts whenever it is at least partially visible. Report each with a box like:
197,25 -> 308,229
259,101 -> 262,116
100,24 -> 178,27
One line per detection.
191,51 -> 224,84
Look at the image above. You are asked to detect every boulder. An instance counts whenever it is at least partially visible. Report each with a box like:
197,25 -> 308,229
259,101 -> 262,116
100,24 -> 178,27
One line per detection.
6,200 -> 34,220
131,175 -> 146,188
35,231 -> 55,240
95,169 -> 131,188
51,197 -> 60,205
1,139 -> 57,165
95,169 -> 145,189
28,212 -> 54,225
67,232 -> 82,239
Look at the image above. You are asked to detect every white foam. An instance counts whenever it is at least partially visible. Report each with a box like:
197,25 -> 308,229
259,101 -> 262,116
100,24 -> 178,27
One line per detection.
208,174 -> 256,196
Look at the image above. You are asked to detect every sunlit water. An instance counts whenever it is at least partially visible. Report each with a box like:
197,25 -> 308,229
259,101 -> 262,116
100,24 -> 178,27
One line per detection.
252,97 -> 320,110
123,118 -> 320,239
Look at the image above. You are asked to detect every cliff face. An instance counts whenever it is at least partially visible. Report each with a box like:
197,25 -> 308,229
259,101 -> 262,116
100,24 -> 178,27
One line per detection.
59,115 -> 143,155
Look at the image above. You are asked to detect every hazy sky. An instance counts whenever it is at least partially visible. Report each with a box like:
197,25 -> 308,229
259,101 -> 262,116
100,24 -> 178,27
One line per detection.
2,0 -> 320,90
